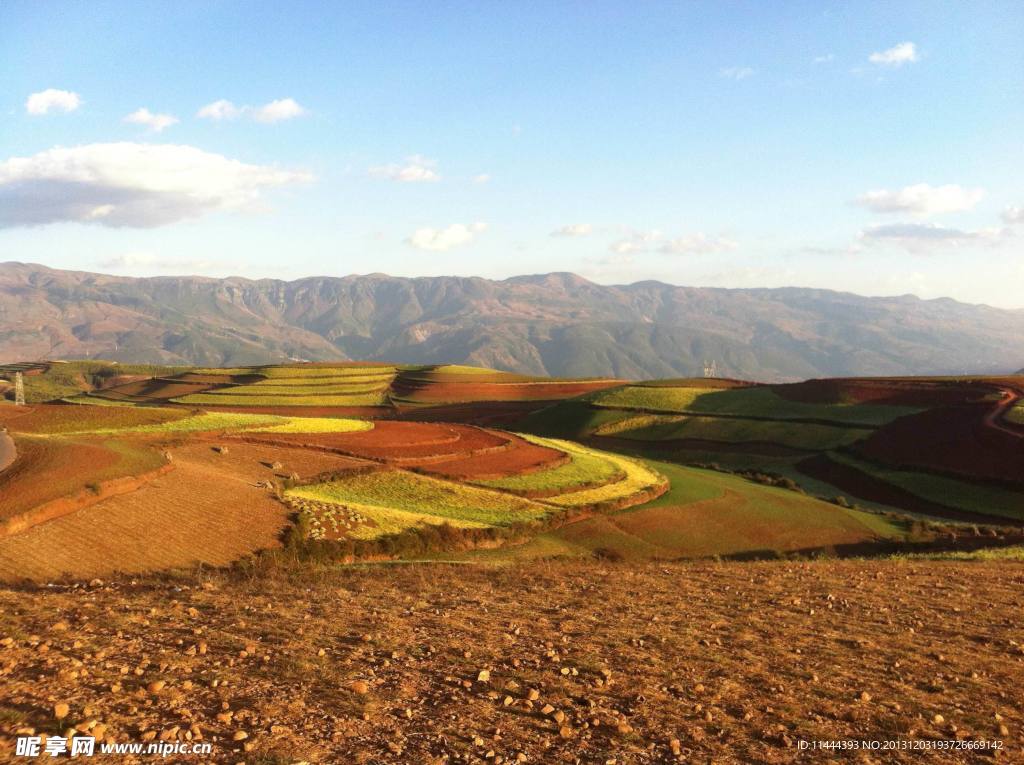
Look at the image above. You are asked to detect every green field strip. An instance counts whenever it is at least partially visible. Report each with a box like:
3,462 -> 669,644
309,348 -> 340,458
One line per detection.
828,452 -> 1024,521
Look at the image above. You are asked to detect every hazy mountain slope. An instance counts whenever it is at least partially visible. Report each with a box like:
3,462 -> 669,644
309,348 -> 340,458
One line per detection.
2,262 -> 1022,380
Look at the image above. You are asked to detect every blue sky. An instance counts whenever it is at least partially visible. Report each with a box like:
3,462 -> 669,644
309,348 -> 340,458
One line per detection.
1,1 -> 1022,306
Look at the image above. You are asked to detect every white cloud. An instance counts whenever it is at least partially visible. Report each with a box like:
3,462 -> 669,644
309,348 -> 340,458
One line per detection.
1002,205 -> 1024,224
196,99 -> 244,121
854,183 -> 984,217
123,108 -> 179,133
472,173 -> 491,184
551,223 -> 592,237
370,155 -> 439,183
252,98 -> 307,123
96,252 -> 241,274
25,89 -> 82,115
610,229 -> 737,255
719,67 -> 754,80
814,54 -> 835,64
406,222 -> 486,252
660,233 -> 738,255
0,142 -> 312,228
858,222 -> 1007,252
195,97 -> 307,123
869,42 -> 919,67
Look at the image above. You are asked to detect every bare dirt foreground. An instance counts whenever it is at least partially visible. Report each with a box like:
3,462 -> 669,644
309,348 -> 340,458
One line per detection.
0,560 -> 1021,764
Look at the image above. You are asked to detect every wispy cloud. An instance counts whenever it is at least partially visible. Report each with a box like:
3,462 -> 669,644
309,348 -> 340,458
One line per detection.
854,183 -> 984,217
25,89 -> 82,115
96,252 -> 244,274
472,173 -> 491,184
406,222 -> 486,251
123,108 -> 179,133
859,222 -> 1008,252
813,53 -> 835,64
869,41 -> 919,67
719,66 -> 754,80
196,98 -> 308,123
611,229 -> 737,255
0,142 -> 312,228
550,223 -> 592,237
369,155 -> 440,183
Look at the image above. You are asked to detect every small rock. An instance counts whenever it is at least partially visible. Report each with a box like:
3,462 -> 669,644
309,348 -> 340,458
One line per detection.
147,680 -> 166,694
232,730 -> 248,741
351,680 -> 370,695
477,670 -> 491,683
54,703 -> 70,720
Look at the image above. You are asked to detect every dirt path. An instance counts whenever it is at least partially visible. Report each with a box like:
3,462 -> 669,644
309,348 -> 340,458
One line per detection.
986,386 -> 1023,437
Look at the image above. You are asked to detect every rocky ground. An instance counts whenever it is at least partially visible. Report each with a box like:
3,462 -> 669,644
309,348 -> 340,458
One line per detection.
0,559 -> 1021,764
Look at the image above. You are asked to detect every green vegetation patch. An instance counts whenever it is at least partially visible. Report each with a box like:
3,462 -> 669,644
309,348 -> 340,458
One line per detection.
256,365 -> 396,379
287,470 -> 551,539
172,392 -> 389,406
475,436 -> 621,493
69,412 -> 372,436
544,451 -> 665,507
1006,404 -> 1024,425
597,413 -> 872,450
2,361 -> 188,404
829,452 -> 1024,521
590,385 -> 918,426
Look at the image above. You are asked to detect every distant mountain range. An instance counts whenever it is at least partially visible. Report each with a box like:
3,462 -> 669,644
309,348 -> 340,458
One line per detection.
1,262 -> 1022,381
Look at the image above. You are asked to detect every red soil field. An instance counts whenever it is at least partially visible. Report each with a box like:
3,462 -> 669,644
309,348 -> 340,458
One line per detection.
0,436 -> 160,521
394,400 -> 553,425
415,434 -> 568,479
773,378 -> 993,406
855,402 -> 1024,486
235,422 -> 513,463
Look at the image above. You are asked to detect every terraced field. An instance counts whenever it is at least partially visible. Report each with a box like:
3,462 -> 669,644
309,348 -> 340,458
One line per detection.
595,413 -> 871,451
589,383 -> 920,426
286,468 -> 552,540
464,461 -> 905,563
391,364 -> 622,405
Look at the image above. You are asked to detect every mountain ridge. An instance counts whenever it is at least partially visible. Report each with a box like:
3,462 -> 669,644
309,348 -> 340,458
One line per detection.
2,261 -> 1022,381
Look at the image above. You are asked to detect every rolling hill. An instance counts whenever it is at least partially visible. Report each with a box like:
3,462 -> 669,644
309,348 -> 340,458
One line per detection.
3,262 -> 1024,380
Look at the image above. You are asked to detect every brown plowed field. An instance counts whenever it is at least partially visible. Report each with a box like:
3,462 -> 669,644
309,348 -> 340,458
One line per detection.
415,434 -> 568,479
4,560 -> 1018,764
0,442 -> 363,581
773,378 -> 992,406
241,422 -> 514,463
396,400 -> 553,425
0,403 -> 186,434
92,379 -> 216,400
856,402 -> 1024,485
0,436 -> 162,521
795,454 -> 1012,525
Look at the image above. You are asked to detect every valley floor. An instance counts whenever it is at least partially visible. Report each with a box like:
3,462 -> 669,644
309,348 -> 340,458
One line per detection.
0,559 -> 1020,764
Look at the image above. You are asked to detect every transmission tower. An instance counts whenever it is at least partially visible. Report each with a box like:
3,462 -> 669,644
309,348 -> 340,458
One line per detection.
702,359 -> 718,378
14,372 -> 26,406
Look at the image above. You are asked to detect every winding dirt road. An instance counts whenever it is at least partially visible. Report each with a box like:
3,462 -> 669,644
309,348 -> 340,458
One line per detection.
986,386 -> 1023,437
